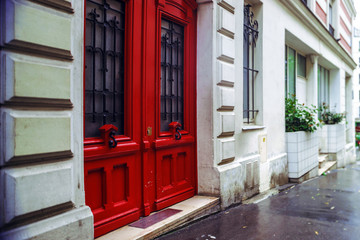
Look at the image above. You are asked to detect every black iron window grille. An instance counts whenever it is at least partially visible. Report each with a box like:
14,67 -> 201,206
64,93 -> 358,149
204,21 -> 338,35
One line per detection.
243,4 -> 259,124
85,0 -> 125,138
160,19 -> 184,132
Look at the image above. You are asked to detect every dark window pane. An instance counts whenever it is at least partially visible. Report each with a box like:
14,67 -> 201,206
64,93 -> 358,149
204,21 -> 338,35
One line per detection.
243,25 -> 250,119
329,4 -> 333,25
318,65 -> 330,117
288,47 -> 296,96
160,19 -> 184,132
243,4 -> 259,123
297,54 -> 306,78
285,46 -> 288,96
85,0 -> 125,138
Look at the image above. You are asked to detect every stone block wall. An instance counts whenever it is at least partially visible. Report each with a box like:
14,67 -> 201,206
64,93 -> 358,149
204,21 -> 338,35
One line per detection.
0,0 -> 93,239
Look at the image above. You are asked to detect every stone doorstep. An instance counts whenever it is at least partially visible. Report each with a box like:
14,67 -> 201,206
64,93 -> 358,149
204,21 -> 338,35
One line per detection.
96,196 -> 220,240
318,161 -> 337,176
318,154 -> 328,168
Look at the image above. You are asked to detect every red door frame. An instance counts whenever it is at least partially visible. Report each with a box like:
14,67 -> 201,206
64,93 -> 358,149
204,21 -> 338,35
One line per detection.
83,0 -> 197,237
141,0 -> 198,215
154,0 -> 198,210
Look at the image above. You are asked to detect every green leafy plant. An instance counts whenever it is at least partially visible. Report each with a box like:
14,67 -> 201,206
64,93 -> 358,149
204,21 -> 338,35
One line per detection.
318,103 -> 345,124
285,96 -> 319,132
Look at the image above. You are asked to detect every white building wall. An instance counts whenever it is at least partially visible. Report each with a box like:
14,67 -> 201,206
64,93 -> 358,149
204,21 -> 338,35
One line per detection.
197,0 -> 219,196
353,1 -> 360,120
197,0 -> 288,208
197,0 -> 356,209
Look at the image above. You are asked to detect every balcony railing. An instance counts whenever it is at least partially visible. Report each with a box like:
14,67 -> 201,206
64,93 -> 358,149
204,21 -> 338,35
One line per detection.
329,24 -> 335,37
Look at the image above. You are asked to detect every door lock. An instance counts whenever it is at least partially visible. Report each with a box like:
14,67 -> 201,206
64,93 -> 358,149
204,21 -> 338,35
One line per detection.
147,127 -> 152,136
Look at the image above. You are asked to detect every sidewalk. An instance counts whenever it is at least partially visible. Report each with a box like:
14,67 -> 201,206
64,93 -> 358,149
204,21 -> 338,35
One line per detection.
156,162 -> 360,240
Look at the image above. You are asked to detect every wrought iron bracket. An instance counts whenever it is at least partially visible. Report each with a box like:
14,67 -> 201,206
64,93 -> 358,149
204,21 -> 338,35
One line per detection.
175,126 -> 182,140
169,122 -> 182,140
99,124 -> 118,148
109,130 -> 118,148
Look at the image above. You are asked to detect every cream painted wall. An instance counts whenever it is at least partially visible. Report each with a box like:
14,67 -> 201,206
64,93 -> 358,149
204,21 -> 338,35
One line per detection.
0,0 -> 93,239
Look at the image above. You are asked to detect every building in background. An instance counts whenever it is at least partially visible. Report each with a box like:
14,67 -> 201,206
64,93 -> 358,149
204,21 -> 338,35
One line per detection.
0,0 -> 357,239
352,0 -> 360,145
281,0 -> 357,168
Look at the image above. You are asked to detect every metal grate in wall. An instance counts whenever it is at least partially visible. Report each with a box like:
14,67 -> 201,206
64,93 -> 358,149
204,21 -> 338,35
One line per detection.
160,19 -> 184,132
85,0 -> 125,138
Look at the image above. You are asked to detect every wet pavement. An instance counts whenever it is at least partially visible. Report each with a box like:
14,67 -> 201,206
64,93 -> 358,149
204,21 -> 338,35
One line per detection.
156,162 -> 360,240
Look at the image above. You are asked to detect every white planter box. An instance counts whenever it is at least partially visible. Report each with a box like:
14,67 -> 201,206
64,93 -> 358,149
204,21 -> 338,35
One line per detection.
319,123 -> 345,153
286,131 -> 319,178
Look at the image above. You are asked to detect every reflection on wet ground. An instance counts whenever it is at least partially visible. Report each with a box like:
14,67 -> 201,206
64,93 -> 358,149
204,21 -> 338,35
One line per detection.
156,162 -> 360,240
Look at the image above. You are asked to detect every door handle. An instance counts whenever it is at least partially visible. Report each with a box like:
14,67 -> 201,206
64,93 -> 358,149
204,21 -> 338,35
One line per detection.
175,126 -> 182,140
109,130 -> 118,148
169,122 -> 182,140
99,124 -> 118,148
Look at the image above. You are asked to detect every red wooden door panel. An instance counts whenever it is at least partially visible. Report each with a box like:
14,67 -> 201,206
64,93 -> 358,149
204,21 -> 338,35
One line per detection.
154,143 -> 195,210
84,0 -> 197,237
151,0 -> 198,212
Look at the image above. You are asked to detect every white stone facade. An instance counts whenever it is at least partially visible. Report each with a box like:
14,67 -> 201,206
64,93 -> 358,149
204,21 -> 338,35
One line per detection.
197,0 -> 288,208
0,0 -> 93,239
197,0 -> 356,209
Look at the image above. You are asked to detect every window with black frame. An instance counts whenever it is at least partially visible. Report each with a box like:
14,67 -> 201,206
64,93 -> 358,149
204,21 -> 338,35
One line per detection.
84,0 -> 125,138
318,65 -> 330,116
160,19 -> 184,132
243,4 -> 259,124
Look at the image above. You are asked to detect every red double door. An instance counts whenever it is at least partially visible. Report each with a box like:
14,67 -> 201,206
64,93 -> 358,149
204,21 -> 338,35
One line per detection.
83,0 -> 197,237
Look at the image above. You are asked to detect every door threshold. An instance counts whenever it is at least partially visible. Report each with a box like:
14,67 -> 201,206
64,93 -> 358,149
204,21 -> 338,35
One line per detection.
96,195 -> 220,240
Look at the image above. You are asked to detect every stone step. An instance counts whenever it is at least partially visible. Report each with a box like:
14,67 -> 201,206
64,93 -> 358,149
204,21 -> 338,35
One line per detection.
318,161 -> 336,176
97,196 -> 219,240
318,154 -> 328,168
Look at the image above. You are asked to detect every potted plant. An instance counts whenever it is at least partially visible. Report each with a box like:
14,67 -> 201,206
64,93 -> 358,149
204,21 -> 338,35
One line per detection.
285,97 -> 320,179
319,104 -> 345,125
318,103 -> 346,164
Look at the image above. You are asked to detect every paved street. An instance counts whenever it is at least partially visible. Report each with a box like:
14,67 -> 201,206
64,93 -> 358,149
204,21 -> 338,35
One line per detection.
156,161 -> 360,240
